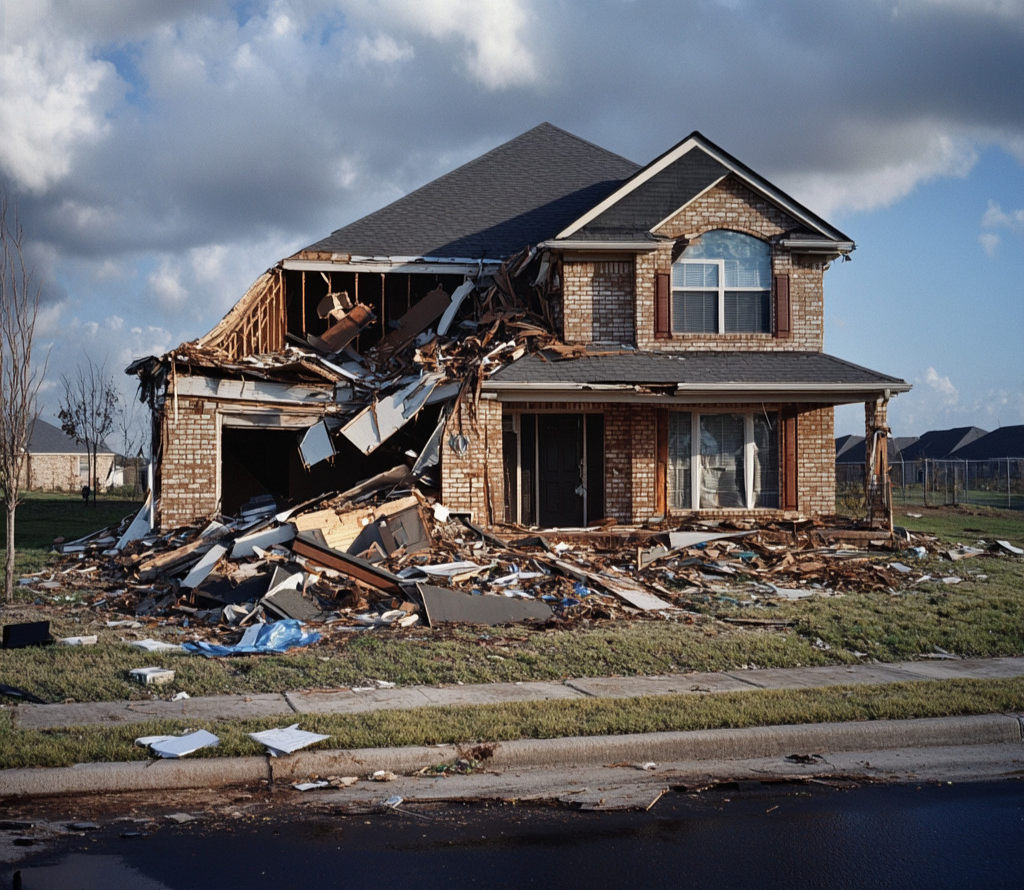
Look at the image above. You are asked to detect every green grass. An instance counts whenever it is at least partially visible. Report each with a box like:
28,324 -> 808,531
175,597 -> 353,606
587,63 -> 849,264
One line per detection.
2,490 -> 142,551
894,504 -> 1024,545
1,497 -> 1021,771
2,677 -> 1022,770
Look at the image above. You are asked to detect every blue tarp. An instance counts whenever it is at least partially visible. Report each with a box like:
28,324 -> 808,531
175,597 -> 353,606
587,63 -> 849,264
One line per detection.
183,620 -> 320,657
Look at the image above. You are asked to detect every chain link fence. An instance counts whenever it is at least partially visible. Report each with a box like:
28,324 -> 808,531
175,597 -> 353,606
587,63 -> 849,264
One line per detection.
837,458 -> 1024,510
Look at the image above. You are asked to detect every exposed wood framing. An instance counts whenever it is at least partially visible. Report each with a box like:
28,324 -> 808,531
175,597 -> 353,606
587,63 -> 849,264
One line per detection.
196,269 -> 285,360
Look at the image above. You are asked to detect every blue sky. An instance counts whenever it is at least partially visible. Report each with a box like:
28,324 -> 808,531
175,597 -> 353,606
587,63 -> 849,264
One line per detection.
1,0 -> 1022,441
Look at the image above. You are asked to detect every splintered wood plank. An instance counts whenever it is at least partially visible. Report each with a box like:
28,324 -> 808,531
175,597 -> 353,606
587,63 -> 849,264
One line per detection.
290,507 -> 376,552
320,304 -> 376,352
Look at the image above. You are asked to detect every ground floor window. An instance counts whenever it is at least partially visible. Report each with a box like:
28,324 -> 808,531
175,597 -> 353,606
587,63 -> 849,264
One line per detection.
668,411 -> 779,509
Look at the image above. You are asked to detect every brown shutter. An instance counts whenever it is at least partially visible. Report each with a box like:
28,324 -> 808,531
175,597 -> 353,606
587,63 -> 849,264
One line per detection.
655,272 -> 670,339
774,274 -> 790,339
782,409 -> 798,510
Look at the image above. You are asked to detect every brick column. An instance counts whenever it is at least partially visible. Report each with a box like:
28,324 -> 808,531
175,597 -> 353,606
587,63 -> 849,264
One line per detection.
158,396 -> 219,529
440,398 -> 503,524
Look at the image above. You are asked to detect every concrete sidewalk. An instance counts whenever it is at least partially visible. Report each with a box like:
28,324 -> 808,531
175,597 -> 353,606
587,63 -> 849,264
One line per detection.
4,656 -> 1023,802
12,654 -> 1024,731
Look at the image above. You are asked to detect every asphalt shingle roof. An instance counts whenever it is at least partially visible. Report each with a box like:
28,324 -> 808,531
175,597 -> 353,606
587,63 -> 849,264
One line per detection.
900,427 -> 988,460
299,123 -> 640,261
486,350 -> 908,389
948,425 -> 1024,460
26,419 -> 102,455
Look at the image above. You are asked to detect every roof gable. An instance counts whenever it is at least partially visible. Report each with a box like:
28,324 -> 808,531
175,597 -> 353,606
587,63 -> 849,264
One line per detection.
950,425 -> 1024,460
901,426 -> 989,459
27,419 -> 93,455
297,123 -> 640,263
556,132 -> 852,245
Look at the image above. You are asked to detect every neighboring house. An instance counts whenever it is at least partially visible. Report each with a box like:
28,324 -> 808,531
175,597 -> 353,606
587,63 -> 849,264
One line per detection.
129,124 -> 910,531
835,432 -> 909,460
948,425 -> 1024,461
901,427 -> 988,461
20,419 -> 116,493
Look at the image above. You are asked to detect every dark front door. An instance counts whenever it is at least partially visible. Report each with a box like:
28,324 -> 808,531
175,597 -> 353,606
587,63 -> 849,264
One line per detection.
537,414 -> 583,527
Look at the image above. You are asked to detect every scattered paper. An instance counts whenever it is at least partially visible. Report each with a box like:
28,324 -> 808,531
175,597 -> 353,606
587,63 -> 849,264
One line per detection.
130,639 -> 184,652
136,729 -> 219,758
248,723 -> 330,757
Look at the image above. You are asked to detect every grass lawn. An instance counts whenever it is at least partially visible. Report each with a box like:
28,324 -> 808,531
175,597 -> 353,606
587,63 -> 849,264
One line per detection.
2,490 -> 143,551
0,500 -> 1021,767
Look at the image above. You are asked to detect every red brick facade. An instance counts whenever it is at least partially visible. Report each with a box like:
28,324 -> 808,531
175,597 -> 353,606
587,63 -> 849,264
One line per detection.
440,177 -> 844,526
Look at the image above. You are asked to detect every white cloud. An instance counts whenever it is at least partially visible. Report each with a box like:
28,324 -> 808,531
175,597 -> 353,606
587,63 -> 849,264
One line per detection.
781,130 -> 978,217
0,22 -> 119,193
982,200 -> 1024,232
357,33 -> 415,65
922,367 -> 959,403
341,0 -> 541,89
147,258 -> 190,313
978,232 -> 1001,256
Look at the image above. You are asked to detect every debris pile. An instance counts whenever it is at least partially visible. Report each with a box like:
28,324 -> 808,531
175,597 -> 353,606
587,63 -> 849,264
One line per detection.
15,473 -> 1006,658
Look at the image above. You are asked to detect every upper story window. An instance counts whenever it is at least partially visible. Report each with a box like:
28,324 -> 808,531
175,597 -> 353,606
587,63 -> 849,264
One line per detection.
671,231 -> 771,334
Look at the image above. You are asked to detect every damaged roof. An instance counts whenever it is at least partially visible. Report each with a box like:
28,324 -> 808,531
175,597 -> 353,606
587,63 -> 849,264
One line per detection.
484,350 -> 910,401
295,123 -> 641,262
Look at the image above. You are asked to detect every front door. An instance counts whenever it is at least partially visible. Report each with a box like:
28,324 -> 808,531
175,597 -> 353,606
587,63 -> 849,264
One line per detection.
537,414 -> 584,527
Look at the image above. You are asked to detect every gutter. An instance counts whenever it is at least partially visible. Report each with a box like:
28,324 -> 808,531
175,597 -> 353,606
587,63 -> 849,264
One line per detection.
482,380 -> 911,406
283,256 -> 503,275
538,240 -> 662,252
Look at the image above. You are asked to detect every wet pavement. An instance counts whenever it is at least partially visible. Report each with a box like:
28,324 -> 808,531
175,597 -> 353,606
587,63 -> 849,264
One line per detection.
5,780 -> 1024,889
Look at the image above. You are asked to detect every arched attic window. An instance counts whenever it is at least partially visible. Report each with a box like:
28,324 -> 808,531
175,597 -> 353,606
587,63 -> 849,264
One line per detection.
671,230 -> 771,333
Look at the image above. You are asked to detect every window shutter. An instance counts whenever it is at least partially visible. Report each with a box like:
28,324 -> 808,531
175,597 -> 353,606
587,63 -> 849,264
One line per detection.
655,272 -> 670,338
782,409 -> 798,510
774,274 -> 790,338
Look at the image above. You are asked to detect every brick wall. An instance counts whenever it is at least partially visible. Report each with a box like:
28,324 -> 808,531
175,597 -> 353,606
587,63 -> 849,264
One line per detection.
633,176 -> 826,352
562,260 -> 635,345
797,405 -> 836,518
440,397 -> 503,522
158,396 -> 219,529
22,453 -> 115,492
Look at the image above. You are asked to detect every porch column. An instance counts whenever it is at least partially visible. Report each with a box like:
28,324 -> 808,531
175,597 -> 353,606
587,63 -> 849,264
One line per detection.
440,397 -> 503,525
864,397 -> 892,530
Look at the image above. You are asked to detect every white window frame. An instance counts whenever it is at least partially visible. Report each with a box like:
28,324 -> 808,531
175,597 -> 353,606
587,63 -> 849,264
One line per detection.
671,230 -> 772,334
669,410 -> 778,510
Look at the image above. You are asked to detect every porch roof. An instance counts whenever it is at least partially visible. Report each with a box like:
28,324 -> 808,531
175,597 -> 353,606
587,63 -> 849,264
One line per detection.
483,350 -> 910,405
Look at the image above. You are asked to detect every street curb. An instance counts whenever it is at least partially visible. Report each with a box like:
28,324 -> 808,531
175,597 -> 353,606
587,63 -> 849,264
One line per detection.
2,713 -> 1020,800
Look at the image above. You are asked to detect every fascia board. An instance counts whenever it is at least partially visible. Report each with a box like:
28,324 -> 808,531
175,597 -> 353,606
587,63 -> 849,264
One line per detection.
172,374 -> 335,405
483,381 -> 910,404
283,258 -> 501,275
538,240 -> 662,252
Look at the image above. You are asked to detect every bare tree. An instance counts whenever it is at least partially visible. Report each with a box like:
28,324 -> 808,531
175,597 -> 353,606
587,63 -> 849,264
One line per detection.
0,194 -> 46,603
115,387 -> 148,498
58,357 -> 119,506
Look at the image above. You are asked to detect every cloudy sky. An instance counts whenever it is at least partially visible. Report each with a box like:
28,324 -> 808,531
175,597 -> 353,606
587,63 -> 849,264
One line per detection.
2,0 -> 1022,441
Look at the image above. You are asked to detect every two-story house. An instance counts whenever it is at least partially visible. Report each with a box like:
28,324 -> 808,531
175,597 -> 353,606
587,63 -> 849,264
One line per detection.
131,124 -> 909,531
